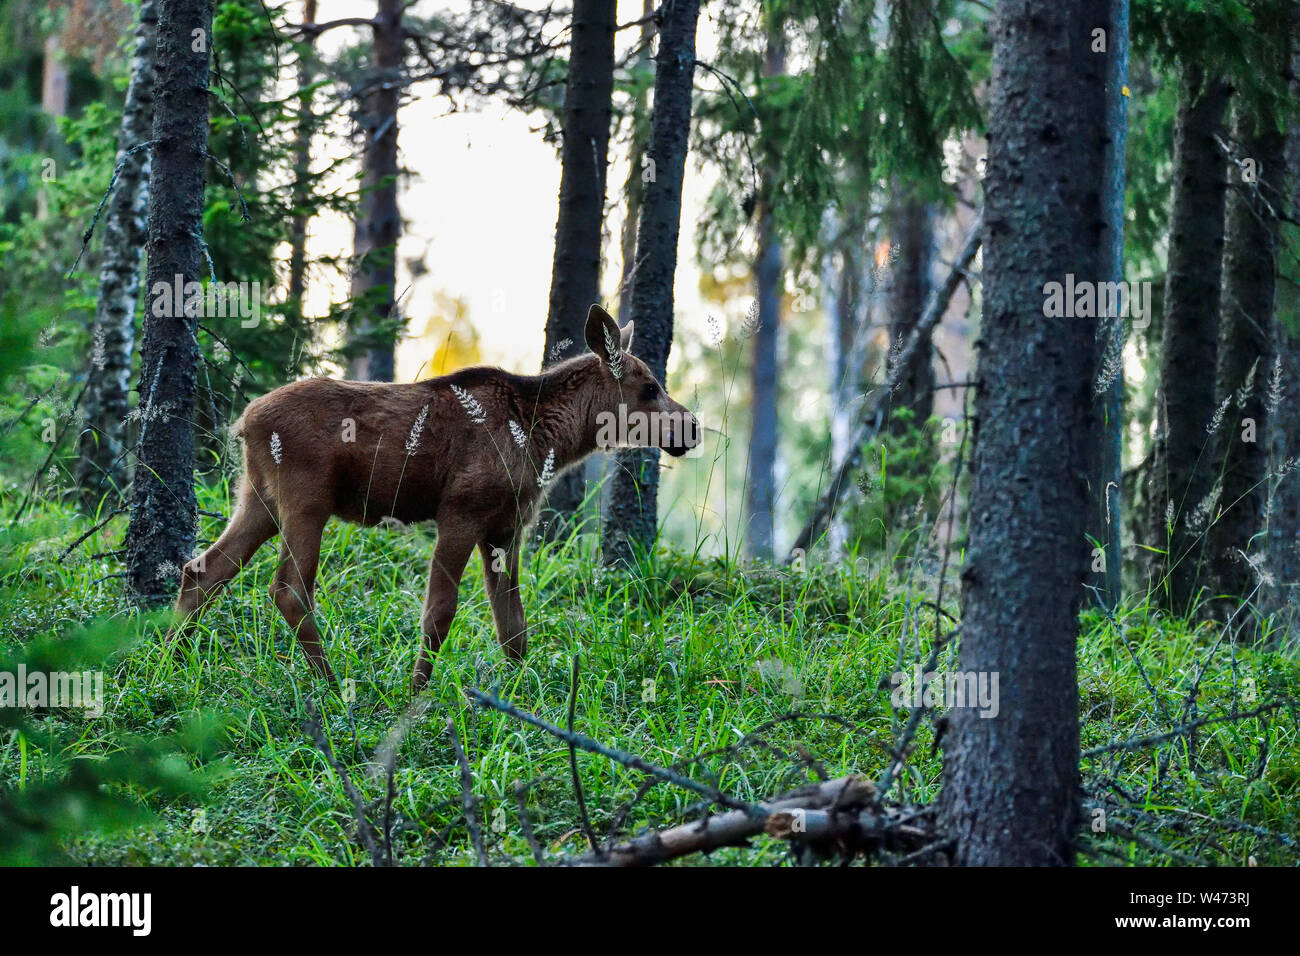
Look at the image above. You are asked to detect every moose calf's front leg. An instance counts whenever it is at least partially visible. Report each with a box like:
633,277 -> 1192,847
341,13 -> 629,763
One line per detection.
414,523 -> 476,692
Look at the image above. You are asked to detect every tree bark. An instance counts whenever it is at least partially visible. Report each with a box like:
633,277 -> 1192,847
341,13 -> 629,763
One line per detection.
616,0 -> 656,326
287,0 -> 318,324
76,0 -> 158,507
1209,93 -> 1286,608
125,0 -> 212,604
885,192 -> 934,432
824,210 -> 868,558
1087,0 -> 1127,609
939,0 -> 1109,866
746,196 -> 781,560
347,0 -> 403,382
601,0 -> 701,567
535,0 -> 617,537
1264,29 -> 1300,635
1144,67 -> 1229,613
745,34 -> 786,562
37,33 -> 70,220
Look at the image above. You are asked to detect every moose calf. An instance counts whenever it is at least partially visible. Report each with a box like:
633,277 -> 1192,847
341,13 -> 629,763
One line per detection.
172,305 -> 700,691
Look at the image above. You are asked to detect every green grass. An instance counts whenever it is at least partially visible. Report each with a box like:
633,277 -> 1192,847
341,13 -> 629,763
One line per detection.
1,484 -> 1297,866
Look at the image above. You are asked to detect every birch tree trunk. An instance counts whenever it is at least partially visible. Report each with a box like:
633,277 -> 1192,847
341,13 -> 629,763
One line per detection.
76,0 -> 158,507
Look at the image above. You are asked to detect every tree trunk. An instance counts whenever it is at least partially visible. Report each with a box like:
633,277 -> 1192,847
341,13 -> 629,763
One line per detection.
37,33 -> 70,220
616,0 -> 655,325
1144,67 -> 1229,614
76,0 -> 158,508
746,195 -> 781,560
745,33 -> 786,562
601,0 -> 701,567
1264,30 -> 1300,636
347,0 -> 402,382
535,0 -> 616,537
885,192 -> 933,432
824,214 -> 866,557
1209,94 -> 1286,609
939,0 -> 1109,866
287,0 -> 317,325
125,0 -> 213,605
1087,0 -> 1127,609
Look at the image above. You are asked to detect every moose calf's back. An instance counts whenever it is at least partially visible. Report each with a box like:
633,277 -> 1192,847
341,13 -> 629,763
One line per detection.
236,371 -> 555,529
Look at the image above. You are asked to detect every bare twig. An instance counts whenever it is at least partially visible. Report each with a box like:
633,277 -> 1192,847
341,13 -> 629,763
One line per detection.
447,716 -> 488,866
465,685 -> 763,817
567,656 -> 599,855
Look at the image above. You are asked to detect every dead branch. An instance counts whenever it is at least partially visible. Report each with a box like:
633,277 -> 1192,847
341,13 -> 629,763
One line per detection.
447,716 -> 488,866
1082,698 -> 1297,758
583,775 -> 874,866
465,685 -> 764,817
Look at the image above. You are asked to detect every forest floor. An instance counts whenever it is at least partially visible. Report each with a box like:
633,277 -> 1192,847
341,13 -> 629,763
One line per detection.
2,483 -> 1298,866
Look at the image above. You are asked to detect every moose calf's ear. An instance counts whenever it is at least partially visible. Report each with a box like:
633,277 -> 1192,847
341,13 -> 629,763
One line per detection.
584,304 -> 623,364
619,320 -> 634,353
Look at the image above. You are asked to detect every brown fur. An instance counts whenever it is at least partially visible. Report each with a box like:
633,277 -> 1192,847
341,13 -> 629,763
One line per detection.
171,306 -> 699,691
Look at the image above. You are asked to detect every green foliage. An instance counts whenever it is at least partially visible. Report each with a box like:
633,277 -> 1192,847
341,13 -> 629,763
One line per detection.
845,411 -> 951,558
1132,0 -> 1294,115
1,484 -> 1295,864
695,0 -> 981,272
0,288 -> 220,867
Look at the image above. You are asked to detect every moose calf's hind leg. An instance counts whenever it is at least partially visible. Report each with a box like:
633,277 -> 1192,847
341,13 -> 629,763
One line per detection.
414,524 -> 476,693
479,536 -> 526,663
271,515 -> 336,687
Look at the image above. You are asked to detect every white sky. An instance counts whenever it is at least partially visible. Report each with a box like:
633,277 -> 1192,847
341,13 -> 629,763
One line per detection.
307,0 -> 726,380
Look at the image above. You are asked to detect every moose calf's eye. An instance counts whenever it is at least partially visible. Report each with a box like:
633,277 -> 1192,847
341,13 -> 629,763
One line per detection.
640,383 -> 661,402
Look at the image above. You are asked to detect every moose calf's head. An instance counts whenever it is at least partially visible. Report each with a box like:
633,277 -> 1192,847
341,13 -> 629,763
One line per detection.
584,305 -> 700,458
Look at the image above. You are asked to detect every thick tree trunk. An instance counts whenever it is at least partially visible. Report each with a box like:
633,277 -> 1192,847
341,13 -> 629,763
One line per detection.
125,0 -> 213,605
601,0 -> 701,567
1087,0 -> 1127,609
535,0 -> 616,537
939,0 -> 1109,866
1209,97 -> 1286,608
745,34 -> 786,562
76,0 -> 158,507
1264,33 -> 1300,636
1144,67 -> 1229,613
885,192 -> 933,432
347,0 -> 402,382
